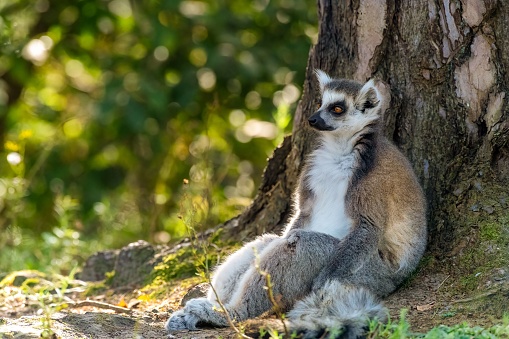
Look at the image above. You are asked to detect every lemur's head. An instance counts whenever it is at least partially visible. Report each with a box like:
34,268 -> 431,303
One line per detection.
309,70 -> 382,134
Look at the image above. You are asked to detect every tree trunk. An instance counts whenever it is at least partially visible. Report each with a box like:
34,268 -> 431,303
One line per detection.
220,0 -> 509,327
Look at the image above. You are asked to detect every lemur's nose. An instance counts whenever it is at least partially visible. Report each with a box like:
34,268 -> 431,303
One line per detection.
308,116 -> 318,126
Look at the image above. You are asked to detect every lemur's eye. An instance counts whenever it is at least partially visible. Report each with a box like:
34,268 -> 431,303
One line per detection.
333,106 -> 343,114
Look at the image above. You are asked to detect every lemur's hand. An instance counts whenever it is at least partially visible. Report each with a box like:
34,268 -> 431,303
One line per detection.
165,298 -> 211,331
285,230 -> 301,248
165,308 -> 200,331
166,298 -> 229,331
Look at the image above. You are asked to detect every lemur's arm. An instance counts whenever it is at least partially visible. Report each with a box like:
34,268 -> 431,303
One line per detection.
312,215 -> 381,288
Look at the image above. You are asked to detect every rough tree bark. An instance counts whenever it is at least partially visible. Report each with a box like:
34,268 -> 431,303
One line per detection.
218,0 -> 509,327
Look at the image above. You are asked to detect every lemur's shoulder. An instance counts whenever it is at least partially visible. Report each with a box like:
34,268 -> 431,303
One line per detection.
374,137 -> 425,206
348,137 -> 425,212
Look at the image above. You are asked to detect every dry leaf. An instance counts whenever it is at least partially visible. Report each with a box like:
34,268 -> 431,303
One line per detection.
117,298 -> 128,308
416,302 -> 435,311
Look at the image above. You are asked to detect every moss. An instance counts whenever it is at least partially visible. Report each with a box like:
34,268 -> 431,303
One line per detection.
155,247 -> 202,281
458,273 -> 480,292
148,227 -> 240,288
428,165 -> 509,329
151,243 -> 239,283
0,270 -> 46,288
84,281 -> 108,296
139,230 -> 242,305
104,270 -> 116,285
142,275 -> 203,301
446,169 -> 509,286
439,310 -> 457,318
480,222 -> 502,240
451,211 -> 508,294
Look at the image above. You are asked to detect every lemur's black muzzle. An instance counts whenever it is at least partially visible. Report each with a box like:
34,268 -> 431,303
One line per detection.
308,112 -> 334,131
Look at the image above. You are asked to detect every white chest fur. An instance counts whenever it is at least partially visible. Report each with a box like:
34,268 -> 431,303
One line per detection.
304,140 -> 355,240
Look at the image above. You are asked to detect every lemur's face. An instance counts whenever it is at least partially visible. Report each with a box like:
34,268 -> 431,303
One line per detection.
308,70 -> 380,134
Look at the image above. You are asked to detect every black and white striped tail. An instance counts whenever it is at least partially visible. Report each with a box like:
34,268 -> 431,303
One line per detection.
287,281 -> 387,339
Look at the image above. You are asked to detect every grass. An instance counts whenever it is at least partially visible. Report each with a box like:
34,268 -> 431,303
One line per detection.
368,310 -> 509,338
0,269 -> 79,338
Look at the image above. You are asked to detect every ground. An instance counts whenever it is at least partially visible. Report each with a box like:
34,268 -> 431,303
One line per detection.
1,259 -> 507,338
0,272 -> 278,338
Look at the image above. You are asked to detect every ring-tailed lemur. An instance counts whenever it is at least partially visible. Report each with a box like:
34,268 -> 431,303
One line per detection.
166,70 -> 427,338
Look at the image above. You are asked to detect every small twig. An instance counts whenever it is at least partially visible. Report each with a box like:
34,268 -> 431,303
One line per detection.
435,275 -> 449,293
451,288 -> 501,304
430,275 -> 450,319
180,190 -> 249,339
209,283 -> 251,339
64,300 -> 132,314
263,273 -> 289,336
254,248 -> 289,337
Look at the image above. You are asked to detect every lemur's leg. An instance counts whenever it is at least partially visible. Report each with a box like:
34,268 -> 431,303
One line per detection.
207,233 -> 279,304
287,254 -> 396,339
166,230 -> 339,331
310,216 -> 406,297
288,217 -> 395,339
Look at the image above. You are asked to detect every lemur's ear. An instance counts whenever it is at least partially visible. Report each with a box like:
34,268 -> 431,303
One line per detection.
315,69 -> 332,93
355,79 -> 380,112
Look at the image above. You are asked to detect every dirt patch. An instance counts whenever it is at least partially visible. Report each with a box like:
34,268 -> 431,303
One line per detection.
2,226 -> 508,339
0,312 -> 165,339
0,305 -> 280,339
2,266 -> 507,338
0,272 -> 502,339
385,260 -> 509,334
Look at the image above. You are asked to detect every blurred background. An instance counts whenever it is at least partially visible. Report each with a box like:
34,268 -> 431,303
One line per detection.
0,0 -> 316,274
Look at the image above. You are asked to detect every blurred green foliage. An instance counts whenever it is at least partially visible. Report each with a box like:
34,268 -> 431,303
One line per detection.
0,0 -> 316,274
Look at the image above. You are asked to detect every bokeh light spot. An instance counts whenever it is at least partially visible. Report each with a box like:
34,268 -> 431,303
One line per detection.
165,71 -> 181,86
154,46 -> 169,61
97,17 -> 114,34
7,152 -> 22,166
189,48 -> 207,67
65,59 -> 84,78
196,68 -> 216,91
245,91 -> 261,110
229,110 -> 246,127
179,1 -> 208,17
22,39 -> 49,65
242,119 -> 278,140
108,0 -> 132,18
63,119 -> 84,138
